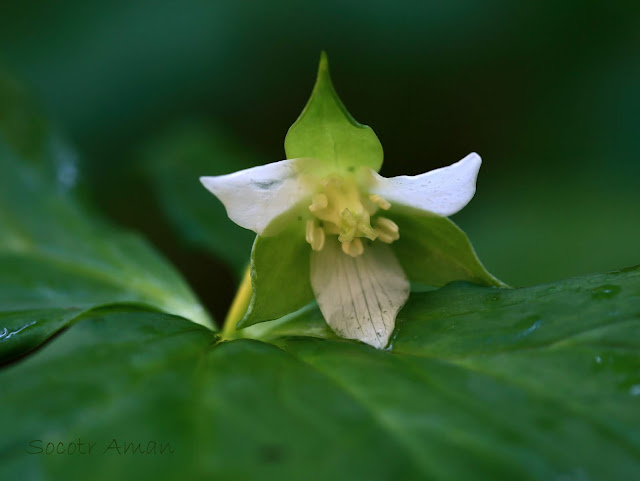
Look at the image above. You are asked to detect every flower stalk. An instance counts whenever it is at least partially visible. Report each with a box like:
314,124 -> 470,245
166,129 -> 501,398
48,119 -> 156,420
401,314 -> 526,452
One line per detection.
222,266 -> 252,338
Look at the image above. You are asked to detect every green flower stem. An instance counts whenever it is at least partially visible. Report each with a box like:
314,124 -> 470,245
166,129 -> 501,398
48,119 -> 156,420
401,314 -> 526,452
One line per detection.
222,266 -> 252,338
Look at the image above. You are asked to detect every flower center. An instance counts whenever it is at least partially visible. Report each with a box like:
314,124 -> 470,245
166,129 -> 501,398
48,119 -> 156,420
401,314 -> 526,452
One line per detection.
305,175 -> 400,257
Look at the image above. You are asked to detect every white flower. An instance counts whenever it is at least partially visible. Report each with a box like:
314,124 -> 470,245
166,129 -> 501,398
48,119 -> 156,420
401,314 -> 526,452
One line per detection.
200,152 -> 482,348
199,52 -> 502,348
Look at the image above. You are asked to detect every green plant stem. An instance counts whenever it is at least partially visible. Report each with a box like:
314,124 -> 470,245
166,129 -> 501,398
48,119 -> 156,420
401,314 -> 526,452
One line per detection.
222,266 -> 252,338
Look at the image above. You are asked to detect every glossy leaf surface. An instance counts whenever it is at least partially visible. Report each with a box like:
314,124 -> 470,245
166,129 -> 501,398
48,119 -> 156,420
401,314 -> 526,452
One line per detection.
2,268 -> 639,481
0,86 -> 213,359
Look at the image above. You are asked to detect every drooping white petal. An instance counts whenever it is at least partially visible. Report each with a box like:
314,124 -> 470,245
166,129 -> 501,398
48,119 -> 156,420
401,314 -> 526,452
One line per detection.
369,152 -> 481,217
200,159 -> 312,235
310,238 -> 409,349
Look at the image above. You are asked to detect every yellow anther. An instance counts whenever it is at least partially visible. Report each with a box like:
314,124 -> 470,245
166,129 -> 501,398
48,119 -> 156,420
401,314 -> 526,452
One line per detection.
306,220 -> 325,251
308,193 -> 328,213
376,217 -> 399,233
341,237 -> 364,257
305,219 -> 314,243
369,194 -> 391,210
374,217 -> 400,244
306,174 -> 394,254
314,228 -> 326,251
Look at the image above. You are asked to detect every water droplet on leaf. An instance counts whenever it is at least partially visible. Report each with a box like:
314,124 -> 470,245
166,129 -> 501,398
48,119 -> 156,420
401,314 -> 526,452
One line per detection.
591,284 -> 621,299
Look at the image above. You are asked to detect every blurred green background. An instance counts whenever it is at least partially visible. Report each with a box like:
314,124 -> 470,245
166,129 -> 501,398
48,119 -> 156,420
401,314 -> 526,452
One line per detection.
1,0 -> 638,320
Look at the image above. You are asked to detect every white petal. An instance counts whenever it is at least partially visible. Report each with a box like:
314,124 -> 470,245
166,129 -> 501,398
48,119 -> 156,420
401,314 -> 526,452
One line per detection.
369,152 -> 481,217
200,159 -> 311,235
310,238 -> 409,349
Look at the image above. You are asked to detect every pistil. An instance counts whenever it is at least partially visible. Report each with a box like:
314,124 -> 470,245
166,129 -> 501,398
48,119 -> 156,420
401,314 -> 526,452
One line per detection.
305,174 -> 400,256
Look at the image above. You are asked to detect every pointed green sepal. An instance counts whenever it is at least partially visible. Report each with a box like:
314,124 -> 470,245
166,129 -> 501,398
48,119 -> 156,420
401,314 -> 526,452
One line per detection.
284,52 -> 383,173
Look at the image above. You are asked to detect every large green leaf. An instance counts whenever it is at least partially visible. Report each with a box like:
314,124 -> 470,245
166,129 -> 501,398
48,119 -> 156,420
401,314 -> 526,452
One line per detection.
0,82 -> 213,362
0,141 -> 210,325
2,268 -> 638,481
284,52 -> 383,174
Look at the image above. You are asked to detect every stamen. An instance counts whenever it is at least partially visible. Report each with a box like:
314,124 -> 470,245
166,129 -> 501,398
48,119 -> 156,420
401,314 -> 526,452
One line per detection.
341,237 -> 364,257
369,194 -> 391,210
306,220 -> 325,251
313,227 -> 325,251
305,174 -> 393,253
374,217 -> 400,244
306,219 -> 314,243
376,231 -> 395,244
308,193 -> 328,213
376,217 -> 399,233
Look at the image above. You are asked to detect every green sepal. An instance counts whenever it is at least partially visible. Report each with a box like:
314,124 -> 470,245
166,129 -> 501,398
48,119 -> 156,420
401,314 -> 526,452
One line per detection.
284,52 -> 383,174
389,206 -> 507,288
237,221 -> 315,328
